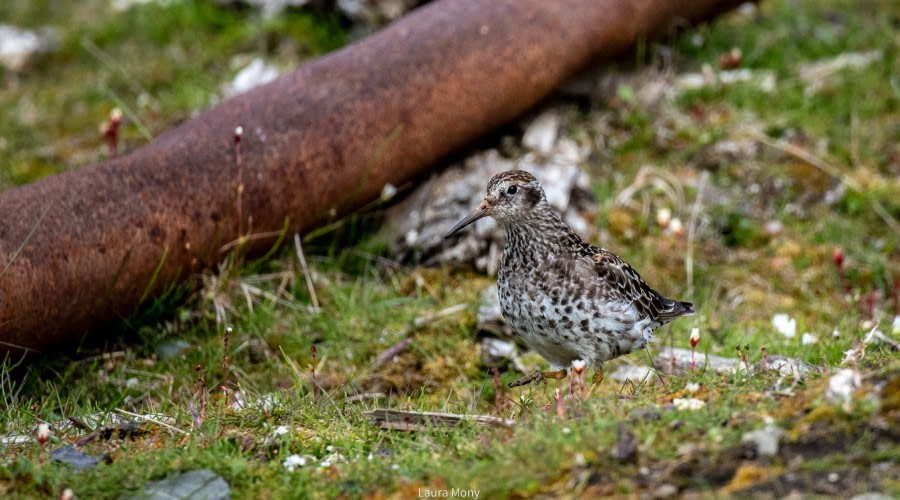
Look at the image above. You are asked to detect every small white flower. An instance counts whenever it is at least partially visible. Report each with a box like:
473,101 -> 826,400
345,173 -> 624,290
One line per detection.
326,445 -> 336,452
861,320 -> 874,331
36,423 -> 50,444
571,359 -> 586,374
273,425 -> 289,437
380,183 -> 397,201
673,398 -> 706,410
801,332 -> 819,345
61,489 -> 74,500
690,328 -> 700,347
391,463 -> 400,470
668,218 -> 684,237
561,427 -> 572,434
772,314 -> 797,338
685,382 -> 700,393
832,328 -> 840,339
234,126 -> 243,137
656,207 -> 672,228
283,454 -> 308,471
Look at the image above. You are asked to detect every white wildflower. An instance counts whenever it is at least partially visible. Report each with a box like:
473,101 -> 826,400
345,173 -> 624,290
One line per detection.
772,314 -> 797,338
673,398 -> 706,411
273,425 -> 289,437
571,359 -> 586,374
690,328 -> 700,347
668,218 -> 684,237
801,332 -> 818,345
36,423 -> 50,444
656,207 -> 672,228
685,382 -> 700,393
283,454 -> 311,471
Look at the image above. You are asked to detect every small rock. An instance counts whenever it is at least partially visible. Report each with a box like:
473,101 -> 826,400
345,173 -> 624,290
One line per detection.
608,365 -> 655,383
522,110 -> 560,154
242,0 -> 310,17
850,493 -> 893,500
740,423 -> 784,459
480,337 -> 517,366
337,0 -> 422,26
825,368 -> 862,408
476,285 -> 513,337
156,340 -> 191,361
628,406 -> 661,423
51,445 -> 104,470
611,423 -> 639,464
133,469 -> 230,500
226,58 -> 280,97
0,24 -> 58,73
653,483 -> 678,499
763,220 -> 783,237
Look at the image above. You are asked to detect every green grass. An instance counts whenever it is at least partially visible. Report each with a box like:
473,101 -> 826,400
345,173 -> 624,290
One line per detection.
2,0 -> 899,498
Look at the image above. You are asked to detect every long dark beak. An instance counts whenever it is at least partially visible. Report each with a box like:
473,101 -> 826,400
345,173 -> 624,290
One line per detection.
445,199 -> 492,238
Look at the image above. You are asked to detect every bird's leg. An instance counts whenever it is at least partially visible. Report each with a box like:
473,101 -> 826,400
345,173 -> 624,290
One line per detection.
508,369 -> 568,388
587,366 -> 605,396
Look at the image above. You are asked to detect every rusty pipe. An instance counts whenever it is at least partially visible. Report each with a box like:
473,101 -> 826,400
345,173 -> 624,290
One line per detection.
0,0 -> 748,353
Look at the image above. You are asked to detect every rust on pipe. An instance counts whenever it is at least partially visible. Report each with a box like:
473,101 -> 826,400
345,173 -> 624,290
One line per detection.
0,0 -> 749,354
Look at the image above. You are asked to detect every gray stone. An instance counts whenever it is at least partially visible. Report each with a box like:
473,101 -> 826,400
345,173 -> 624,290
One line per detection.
132,469 -> 230,500
741,423 -> 784,459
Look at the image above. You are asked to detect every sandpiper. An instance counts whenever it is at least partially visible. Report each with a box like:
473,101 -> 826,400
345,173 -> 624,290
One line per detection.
446,170 -> 694,388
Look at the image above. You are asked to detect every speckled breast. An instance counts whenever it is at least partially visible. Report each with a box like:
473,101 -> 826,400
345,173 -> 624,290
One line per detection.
497,257 -> 649,370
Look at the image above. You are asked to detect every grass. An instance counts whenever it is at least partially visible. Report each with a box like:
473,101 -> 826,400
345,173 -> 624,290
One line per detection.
1,0 -> 899,498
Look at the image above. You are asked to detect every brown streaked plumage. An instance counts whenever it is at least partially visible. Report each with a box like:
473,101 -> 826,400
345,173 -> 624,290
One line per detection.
447,170 -> 694,388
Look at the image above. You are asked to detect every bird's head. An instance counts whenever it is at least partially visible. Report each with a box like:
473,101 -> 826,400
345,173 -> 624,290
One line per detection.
445,170 -> 546,238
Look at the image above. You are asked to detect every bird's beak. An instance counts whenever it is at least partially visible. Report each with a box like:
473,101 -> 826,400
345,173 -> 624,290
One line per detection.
445,199 -> 493,238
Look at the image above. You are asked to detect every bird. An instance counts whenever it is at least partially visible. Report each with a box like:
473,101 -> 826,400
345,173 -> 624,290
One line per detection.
445,170 -> 694,389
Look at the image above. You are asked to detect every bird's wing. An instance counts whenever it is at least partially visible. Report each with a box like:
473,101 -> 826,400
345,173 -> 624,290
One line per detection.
576,248 -> 693,325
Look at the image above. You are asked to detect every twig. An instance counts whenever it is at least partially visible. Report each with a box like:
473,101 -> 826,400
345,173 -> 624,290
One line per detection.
219,230 -> 284,253
294,233 -> 320,312
363,409 -> 515,431
373,338 -> 414,369
114,409 -> 188,436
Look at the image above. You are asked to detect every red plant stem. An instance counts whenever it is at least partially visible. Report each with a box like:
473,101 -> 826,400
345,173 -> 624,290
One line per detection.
492,367 -> 505,414
310,344 -> 318,399
221,326 -> 231,395
195,364 -> 206,422
234,127 -> 245,238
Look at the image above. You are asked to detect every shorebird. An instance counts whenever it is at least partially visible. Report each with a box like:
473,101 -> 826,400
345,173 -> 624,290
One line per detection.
446,170 -> 694,388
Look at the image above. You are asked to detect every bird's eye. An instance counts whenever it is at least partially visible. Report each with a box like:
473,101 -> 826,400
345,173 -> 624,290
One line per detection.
506,185 -> 518,195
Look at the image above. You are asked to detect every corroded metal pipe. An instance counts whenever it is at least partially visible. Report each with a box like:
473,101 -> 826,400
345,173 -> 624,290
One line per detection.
0,0 -> 748,353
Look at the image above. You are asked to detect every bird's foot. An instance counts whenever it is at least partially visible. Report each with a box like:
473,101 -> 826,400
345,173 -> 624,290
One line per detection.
508,369 -> 568,388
